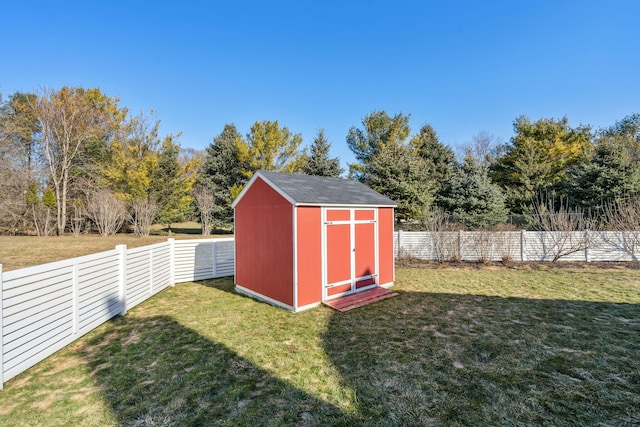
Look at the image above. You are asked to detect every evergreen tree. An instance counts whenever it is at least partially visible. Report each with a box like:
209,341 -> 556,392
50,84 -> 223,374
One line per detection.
346,110 -> 411,181
150,136 -> 185,230
601,113 -> 640,161
490,115 -> 592,213
565,136 -> 640,212
409,124 -> 456,196
367,144 -> 431,223
302,129 -> 344,177
347,111 -> 432,221
196,124 -> 243,225
439,154 -> 508,229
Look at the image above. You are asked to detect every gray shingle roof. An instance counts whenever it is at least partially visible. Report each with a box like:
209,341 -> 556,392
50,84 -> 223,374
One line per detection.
256,170 -> 396,206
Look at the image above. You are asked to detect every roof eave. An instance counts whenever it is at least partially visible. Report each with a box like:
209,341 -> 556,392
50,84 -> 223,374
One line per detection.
293,202 -> 397,208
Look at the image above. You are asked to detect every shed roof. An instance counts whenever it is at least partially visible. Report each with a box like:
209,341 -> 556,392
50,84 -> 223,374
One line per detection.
234,170 -> 397,207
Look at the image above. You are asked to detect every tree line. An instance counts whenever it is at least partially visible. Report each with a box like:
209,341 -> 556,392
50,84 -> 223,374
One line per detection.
195,109 -> 640,233
0,87 -> 197,236
344,110 -> 640,231
1,86 -> 639,236
0,86 -> 343,236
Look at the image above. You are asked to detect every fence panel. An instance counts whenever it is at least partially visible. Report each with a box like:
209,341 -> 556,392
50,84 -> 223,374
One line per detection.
77,251 -> 121,335
395,231 -> 434,260
589,231 -> 638,261
1,250 -> 118,385
213,239 -> 235,277
1,237 -> 234,389
395,230 -> 640,263
173,238 -> 235,282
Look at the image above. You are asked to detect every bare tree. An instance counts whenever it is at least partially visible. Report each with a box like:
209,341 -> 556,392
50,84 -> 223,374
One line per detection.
193,186 -> 215,235
70,199 -> 85,237
423,208 -> 461,262
86,189 -> 126,237
533,193 -> 592,262
459,130 -> 502,167
492,223 -> 519,262
601,198 -> 640,260
128,197 -> 158,237
469,230 -> 494,263
32,87 -> 120,235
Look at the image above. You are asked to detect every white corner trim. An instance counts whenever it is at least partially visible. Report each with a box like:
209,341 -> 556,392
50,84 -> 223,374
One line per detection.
292,205 -> 298,311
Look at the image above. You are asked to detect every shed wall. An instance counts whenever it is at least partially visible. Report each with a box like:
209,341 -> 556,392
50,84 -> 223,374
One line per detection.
295,206 -> 322,307
378,207 -> 395,285
235,178 -> 294,306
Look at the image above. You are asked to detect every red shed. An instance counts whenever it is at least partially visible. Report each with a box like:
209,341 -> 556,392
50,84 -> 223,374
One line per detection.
232,170 -> 396,312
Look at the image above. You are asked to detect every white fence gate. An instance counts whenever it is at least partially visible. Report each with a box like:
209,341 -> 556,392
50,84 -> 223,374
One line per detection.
0,237 -> 234,389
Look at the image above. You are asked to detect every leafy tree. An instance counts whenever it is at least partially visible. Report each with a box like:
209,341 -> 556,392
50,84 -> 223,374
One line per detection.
0,93 -> 41,234
439,154 -> 508,229
1,92 -> 40,171
235,120 -> 306,180
25,183 -> 41,235
409,124 -> 455,195
302,129 -> 344,177
347,110 -> 411,181
490,115 -> 592,213
101,112 -> 162,201
197,124 -> 243,225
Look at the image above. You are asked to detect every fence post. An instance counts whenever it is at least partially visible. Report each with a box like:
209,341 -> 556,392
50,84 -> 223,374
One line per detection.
520,230 -> 526,261
458,230 -> 463,260
585,230 -> 590,262
116,244 -> 127,316
149,247 -> 154,296
72,264 -> 80,336
212,240 -> 217,278
397,230 -> 402,258
168,238 -> 175,286
1,263 -> 4,390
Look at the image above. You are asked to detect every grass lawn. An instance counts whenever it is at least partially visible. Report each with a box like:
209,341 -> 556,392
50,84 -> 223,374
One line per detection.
1,266 -> 639,426
0,222 -> 231,271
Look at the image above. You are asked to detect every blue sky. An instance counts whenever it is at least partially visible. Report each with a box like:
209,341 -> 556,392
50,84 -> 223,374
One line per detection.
2,1 -> 639,169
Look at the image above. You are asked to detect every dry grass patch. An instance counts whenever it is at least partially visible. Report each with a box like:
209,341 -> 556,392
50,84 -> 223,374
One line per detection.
0,222 -> 230,271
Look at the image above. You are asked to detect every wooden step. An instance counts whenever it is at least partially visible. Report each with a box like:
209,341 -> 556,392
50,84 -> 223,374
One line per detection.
323,286 -> 398,312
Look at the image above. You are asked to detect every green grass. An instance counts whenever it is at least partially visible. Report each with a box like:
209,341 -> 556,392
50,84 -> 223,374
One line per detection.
1,266 -> 639,426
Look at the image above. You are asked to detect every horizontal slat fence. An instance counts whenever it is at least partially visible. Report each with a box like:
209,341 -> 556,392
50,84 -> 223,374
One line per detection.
1,237 -> 234,389
3,230 -> 637,389
173,238 -> 234,283
395,230 -> 640,262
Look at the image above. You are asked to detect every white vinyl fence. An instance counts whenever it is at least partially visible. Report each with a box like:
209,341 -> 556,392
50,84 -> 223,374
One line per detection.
0,237 -> 234,389
3,230 -> 638,389
395,230 -> 640,262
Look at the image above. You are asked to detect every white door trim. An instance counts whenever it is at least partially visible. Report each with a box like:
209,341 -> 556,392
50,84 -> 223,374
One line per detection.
322,207 -> 378,301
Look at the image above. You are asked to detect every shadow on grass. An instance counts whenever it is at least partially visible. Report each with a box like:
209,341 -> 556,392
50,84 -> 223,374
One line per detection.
151,226 -> 233,236
322,291 -> 640,426
81,315 -> 345,426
